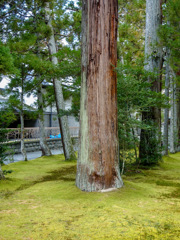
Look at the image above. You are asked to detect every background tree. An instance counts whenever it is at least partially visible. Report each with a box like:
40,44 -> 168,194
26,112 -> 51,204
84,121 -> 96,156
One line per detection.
162,47 -> 170,155
117,0 -> 145,169
169,71 -> 178,153
0,0 -> 81,160
160,0 -> 180,153
0,42 -> 16,77
0,40 -> 17,179
37,82 -> 52,156
44,1 -> 76,161
139,0 -> 163,165
0,109 -> 16,179
6,61 -> 32,161
117,0 -> 166,169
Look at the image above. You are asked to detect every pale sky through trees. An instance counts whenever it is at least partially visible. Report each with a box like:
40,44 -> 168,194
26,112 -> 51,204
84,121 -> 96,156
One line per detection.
0,77 -> 36,106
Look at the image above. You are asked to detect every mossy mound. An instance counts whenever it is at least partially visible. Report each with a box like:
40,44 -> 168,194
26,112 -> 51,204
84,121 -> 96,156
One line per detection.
0,153 -> 180,239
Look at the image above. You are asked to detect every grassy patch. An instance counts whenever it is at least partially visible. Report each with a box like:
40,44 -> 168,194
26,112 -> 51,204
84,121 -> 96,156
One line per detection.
0,153 -> 180,239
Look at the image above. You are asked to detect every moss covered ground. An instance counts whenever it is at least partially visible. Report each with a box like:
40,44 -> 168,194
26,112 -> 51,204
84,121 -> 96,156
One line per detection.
0,153 -> 180,240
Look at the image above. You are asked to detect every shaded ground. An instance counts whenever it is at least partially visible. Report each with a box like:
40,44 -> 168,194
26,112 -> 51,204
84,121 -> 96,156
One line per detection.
0,153 -> 180,239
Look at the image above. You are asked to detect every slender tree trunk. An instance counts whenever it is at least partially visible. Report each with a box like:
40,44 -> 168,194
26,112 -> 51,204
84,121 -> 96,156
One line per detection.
169,71 -> 178,153
45,3 -> 76,160
38,84 -> 52,156
76,0 -> 123,192
139,0 -> 163,164
20,80 -> 27,161
20,113 -> 27,161
162,48 -> 170,156
35,24 -> 51,157
177,88 -> 180,150
128,113 -> 138,162
0,165 -> 5,180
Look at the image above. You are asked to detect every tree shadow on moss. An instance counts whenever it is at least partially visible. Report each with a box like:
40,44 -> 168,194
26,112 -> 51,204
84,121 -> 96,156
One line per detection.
155,180 -> 180,199
1,165 -> 76,198
161,188 -> 180,199
156,180 -> 180,188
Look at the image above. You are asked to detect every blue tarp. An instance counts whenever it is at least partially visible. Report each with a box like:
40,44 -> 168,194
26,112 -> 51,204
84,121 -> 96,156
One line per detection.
50,134 -> 61,139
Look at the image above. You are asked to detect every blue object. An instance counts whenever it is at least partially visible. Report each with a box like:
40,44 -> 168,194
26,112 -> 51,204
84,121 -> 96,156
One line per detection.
50,134 -> 61,139
55,134 -> 61,138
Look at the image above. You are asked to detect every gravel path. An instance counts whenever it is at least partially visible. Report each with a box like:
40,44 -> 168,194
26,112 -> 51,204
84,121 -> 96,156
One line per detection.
4,149 -> 63,164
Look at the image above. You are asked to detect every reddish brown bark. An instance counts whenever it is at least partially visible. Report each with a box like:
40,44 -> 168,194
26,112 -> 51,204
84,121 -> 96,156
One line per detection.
76,0 -> 123,192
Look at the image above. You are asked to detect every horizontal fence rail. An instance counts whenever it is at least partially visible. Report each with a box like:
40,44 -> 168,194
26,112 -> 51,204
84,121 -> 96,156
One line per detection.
5,127 -> 79,141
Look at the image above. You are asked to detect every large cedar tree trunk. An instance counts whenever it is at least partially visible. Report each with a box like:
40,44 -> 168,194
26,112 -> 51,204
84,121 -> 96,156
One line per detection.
45,3 -> 76,160
38,84 -> 52,156
76,0 -> 123,192
139,0 -> 163,164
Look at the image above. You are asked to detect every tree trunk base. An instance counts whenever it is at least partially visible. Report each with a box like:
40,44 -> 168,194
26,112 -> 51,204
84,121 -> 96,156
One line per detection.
100,188 -> 119,193
0,167 -> 5,180
76,180 -> 123,192
76,165 -> 123,192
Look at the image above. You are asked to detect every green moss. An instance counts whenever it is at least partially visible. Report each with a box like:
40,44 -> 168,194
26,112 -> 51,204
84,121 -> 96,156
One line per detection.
0,153 -> 180,239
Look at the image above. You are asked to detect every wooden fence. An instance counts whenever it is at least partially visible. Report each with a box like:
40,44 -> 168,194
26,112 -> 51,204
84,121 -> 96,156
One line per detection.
6,127 -> 79,140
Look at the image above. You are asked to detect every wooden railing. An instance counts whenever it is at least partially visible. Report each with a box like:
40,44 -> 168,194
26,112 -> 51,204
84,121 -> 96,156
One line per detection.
6,127 -> 79,140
